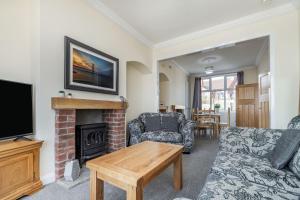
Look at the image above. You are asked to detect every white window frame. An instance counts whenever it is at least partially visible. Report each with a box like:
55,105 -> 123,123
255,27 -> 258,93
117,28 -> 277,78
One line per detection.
201,73 -> 237,111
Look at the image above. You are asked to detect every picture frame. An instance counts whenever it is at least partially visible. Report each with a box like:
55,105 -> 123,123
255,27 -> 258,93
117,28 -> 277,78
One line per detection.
64,36 -> 119,95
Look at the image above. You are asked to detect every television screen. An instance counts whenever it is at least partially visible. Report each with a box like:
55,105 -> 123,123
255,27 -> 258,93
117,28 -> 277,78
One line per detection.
0,80 -> 33,139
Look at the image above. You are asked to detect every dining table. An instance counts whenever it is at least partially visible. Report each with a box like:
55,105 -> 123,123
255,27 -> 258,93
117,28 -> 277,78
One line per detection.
193,113 -> 222,136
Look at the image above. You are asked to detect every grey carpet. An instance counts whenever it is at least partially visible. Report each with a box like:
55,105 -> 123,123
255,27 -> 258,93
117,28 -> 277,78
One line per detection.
23,136 -> 218,200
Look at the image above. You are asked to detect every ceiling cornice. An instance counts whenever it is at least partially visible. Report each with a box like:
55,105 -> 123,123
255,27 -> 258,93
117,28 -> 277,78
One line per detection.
191,65 -> 258,77
88,0 -> 153,47
154,3 -> 297,49
169,60 -> 190,75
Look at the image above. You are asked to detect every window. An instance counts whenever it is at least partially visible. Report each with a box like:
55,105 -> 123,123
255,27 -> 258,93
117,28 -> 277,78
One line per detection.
226,75 -> 238,89
202,92 -> 210,109
212,91 -> 225,110
201,74 -> 238,111
211,76 -> 224,90
201,79 -> 210,91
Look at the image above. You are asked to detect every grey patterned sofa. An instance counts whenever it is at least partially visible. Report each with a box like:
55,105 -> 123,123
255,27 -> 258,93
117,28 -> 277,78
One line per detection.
128,112 -> 195,153
197,115 -> 300,200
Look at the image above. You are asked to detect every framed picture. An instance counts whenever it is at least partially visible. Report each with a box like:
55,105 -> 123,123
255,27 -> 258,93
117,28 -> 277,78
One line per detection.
64,36 -> 119,95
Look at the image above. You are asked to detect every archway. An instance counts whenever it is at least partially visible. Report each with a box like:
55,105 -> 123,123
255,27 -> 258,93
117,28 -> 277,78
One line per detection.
126,61 -> 153,122
159,72 -> 170,111
158,61 -> 189,116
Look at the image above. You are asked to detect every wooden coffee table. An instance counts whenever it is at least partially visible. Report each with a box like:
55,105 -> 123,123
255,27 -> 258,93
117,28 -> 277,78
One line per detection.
86,141 -> 183,200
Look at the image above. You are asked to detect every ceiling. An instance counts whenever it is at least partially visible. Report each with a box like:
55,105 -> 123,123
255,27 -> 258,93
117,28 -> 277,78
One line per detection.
97,0 -> 292,43
161,36 -> 269,75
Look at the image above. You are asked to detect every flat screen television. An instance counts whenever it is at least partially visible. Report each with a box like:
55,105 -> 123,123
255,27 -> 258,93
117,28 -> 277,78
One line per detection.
0,79 -> 33,140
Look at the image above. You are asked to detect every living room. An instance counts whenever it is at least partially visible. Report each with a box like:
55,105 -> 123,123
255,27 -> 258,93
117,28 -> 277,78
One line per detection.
1,0 -> 300,200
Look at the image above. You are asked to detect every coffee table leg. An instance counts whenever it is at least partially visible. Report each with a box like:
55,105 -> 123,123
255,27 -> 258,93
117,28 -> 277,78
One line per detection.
90,170 -> 103,200
173,153 -> 182,191
127,185 -> 143,200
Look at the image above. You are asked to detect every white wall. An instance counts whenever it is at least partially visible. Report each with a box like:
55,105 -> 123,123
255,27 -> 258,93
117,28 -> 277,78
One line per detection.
159,61 -> 188,111
154,9 -> 300,129
159,80 -> 170,106
0,0 -> 155,184
0,0 -> 33,84
258,45 -> 270,75
126,62 -> 154,122
244,67 -> 258,84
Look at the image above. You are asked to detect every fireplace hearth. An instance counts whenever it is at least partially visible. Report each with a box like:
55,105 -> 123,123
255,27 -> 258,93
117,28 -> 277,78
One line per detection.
75,123 -> 107,165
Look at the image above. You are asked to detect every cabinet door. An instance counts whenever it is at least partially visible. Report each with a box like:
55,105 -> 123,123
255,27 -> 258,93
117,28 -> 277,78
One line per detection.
236,83 -> 259,128
0,153 -> 34,197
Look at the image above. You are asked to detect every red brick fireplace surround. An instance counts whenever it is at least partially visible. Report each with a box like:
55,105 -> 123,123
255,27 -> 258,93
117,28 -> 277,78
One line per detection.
52,97 -> 127,179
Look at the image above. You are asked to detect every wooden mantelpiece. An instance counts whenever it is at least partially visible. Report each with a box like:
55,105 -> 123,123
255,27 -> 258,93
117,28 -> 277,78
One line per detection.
51,97 -> 127,110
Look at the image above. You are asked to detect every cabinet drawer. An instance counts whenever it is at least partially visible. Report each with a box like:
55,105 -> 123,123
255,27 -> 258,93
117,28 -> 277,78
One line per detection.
0,153 -> 34,197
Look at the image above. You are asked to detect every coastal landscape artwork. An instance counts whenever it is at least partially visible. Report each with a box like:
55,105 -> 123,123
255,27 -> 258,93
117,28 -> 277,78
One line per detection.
65,36 -> 119,94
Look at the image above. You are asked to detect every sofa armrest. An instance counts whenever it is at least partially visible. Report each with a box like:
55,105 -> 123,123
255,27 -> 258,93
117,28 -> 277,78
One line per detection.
128,119 -> 144,145
219,127 -> 283,158
287,115 -> 300,129
179,120 -> 196,153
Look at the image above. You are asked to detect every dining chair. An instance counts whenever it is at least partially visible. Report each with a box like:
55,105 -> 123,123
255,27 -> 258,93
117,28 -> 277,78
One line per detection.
191,108 -> 197,121
192,108 -> 201,136
192,109 -> 202,137
196,109 -> 216,138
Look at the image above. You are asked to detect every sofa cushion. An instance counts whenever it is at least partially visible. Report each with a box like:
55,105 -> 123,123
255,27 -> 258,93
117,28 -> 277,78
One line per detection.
141,131 -> 182,143
198,170 -> 300,200
212,151 -> 300,196
139,113 -> 160,125
139,112 -> 185,128
269,130 -> 300,169
287,115 -> 300,130
289,148 -> 300,179
160,112 -> 185,124
219,127 -> 283,158
144,116 -> 161,132
161,116 -> 179,132
214,151 -> 272,169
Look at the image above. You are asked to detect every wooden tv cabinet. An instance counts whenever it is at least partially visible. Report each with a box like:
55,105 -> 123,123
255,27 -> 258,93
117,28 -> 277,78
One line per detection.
0,140 -> 43,200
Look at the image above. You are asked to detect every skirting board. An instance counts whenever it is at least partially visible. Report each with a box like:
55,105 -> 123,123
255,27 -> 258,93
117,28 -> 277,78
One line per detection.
41,173 -> 55,185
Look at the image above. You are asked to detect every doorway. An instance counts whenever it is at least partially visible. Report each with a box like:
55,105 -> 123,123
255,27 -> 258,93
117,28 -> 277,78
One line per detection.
157,36 -> 271,128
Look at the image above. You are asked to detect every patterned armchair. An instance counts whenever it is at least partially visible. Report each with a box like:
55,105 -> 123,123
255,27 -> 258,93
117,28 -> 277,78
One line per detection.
128,112 -> 195,153
197,115 -> 300,200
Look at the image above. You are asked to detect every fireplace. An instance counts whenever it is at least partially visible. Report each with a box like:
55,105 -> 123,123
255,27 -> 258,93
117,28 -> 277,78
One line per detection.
75,123 -> 107,165
52,97 -> 127,179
